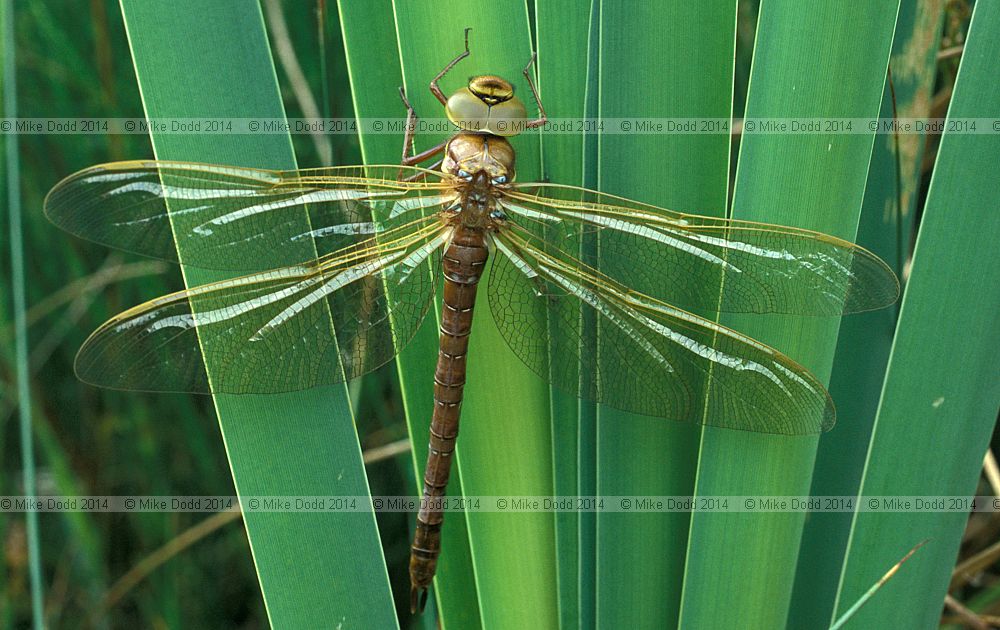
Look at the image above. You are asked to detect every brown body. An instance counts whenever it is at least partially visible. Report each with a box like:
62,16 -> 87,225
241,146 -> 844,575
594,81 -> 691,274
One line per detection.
408,224 -> 487,605
408,131 -> 517,612
400,30 -> 546,612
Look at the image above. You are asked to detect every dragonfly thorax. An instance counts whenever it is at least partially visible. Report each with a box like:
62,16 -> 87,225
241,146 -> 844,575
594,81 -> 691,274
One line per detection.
443,131 -> 515,187
443,132 -> 514,229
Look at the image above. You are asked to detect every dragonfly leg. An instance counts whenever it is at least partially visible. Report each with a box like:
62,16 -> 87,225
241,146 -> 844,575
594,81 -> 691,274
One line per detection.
429,27 -> 471,106
399,85 -> 419,164
398,86 -> 447,179
402,142 -> 446,168
521,52 -> 548,129
398,140 -> 445,181
402,158 -> 444,183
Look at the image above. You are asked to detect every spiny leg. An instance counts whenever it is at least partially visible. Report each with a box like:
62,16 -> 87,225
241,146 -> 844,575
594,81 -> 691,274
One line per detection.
399,85 -> 419,166
403,142 -> 446,167
397,86 -> 447,180
402,158 -> 444,183
521,52 -> 548,129
429,27 -> 472,106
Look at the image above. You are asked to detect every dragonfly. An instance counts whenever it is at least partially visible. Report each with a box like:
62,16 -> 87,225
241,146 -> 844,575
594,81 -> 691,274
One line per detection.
45,30 -> 898,614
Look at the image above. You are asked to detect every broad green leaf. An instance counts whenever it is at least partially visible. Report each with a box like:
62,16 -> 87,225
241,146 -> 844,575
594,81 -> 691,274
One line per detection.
595,2 -> 735,628
335,1 -> 482,625
680,3 -> 899,628
789,1 -> 944,625
119,2 -> 396,626
391,2 -> 557,628
834,3 -> 1000,626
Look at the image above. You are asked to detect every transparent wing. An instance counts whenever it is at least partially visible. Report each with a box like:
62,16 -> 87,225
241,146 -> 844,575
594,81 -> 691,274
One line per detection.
45,160 -> 456,272
75,221 -> 450,393
488,224 -> 835,434
502,183 -> 899,316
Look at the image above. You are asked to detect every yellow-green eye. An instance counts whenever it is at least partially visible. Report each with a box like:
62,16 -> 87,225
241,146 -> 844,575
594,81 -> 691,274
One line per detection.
485,97 -> 527,137
446,88 -> 490,132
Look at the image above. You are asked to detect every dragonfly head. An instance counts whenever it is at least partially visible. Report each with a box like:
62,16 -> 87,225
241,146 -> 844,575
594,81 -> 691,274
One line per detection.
443,132 -> 516,190
446,75 -> 528,137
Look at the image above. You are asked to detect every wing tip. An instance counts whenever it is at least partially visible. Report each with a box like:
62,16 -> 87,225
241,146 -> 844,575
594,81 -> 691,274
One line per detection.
844,244 -> 902,314
818,395 -> 838,433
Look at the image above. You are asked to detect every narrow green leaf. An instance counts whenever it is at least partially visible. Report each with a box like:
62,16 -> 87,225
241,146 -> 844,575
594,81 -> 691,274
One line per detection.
789,1 -> 944,625
3,0 -> 45,625
534,3 -> 594,628
830,539 -> 928,630
834,3 -> 1000,626
595,2 -> 736,628
335,2 -> 482,625
118,2 -> 396,626
578,6 -> 602,626
391,3 -> 558,627
680,3 -> 899,627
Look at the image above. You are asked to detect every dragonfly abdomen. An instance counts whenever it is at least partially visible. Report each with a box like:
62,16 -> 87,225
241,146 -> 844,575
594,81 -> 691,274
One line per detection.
410,225 -> 489,612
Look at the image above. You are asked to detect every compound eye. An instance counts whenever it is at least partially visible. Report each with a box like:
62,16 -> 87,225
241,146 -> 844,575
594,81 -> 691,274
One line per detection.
486,96 -> 528,137
492,174 -> 507,185
458,169 -> 472,181
489,209 -> 507,221
446,88 -> 490,132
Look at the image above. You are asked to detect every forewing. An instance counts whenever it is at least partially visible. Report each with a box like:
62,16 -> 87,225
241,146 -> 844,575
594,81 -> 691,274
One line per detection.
76,222 -> 449,393
503,183 -> 898,316
488,226 -> 835,434
45,160 -> 455,272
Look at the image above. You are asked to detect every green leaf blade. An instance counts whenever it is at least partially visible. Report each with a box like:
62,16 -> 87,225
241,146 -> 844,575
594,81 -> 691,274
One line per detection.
680,3 -> 900,627
595,2 -> 736,627
119,3 -> 397,626
391,3 -> 558,627
789,2 -> 945,626
535,3 -> 594,628
335,1 -> 483,625
835,3 -> 1000,626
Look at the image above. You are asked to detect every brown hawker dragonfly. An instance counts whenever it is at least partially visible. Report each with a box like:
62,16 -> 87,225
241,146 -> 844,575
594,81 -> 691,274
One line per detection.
45,32 -> 898,613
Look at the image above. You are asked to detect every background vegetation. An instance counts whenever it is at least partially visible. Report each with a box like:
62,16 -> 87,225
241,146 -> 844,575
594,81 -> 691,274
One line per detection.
2,1 -> 998,628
